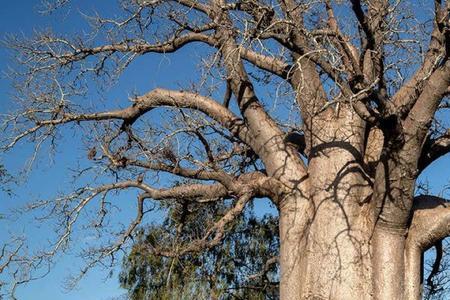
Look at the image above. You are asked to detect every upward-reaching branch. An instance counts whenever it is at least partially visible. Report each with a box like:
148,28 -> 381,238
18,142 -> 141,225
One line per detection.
404,62 -> 450,139
212,5 -> 306,179
405,195 -> 450,300
408,195 -> 450,250
418,129 -> 450,172
392,0 -> 450,115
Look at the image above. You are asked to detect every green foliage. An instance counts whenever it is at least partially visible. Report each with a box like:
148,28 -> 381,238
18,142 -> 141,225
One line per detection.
119,200 -> 279,300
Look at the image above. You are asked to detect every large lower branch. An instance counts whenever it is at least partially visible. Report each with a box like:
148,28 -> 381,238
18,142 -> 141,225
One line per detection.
128,160 -> 233,182
139,171 -> 286,202
418,129 -> 450,173
5,88 -> 252,151
407,195 -> 450,250
134,89 -> 251,142
405,195 -> 450,300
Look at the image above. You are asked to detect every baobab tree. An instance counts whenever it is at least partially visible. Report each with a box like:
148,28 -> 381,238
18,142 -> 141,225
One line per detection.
1,0 -> 450,299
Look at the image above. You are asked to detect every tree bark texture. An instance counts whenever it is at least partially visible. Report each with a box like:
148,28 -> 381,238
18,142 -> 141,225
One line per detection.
275,106 -> 450,299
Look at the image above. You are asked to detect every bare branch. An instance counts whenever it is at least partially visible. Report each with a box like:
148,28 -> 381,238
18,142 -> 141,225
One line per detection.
404,62 -> 450,138
419,129 -> 450,172
0,240 -> 24,274
408,195 -> 450,251
239,46 -> 291,79
3,88 -> 251,151
17,32 -> 218,67
350,0 -> 373,50
405,195 -> 450,299
426,241 -> 443,292
247,256 -> 279,280
214,7 -> 307,178
392,1 -> 450,115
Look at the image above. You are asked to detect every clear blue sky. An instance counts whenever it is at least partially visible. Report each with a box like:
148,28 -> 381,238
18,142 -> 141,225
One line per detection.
0,1 -> 449,300
0,1 -> 203,299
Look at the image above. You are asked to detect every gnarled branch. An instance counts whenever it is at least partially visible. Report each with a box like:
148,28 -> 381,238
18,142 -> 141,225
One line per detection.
3,88 -> 251,151
407,195 -> 450,250
418,129 -> 450,172
405,195 -> 450,300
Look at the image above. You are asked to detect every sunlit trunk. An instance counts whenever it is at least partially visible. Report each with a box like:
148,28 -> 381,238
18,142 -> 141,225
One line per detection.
279,198 -> 409,300
279,193 -> 311,300
278,107 -> 411,299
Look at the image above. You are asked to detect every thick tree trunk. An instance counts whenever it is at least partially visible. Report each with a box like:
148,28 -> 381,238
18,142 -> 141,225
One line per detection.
279,199 -> 410,300
278,108 -> 410,300
372,227 -> 406,300
404,244 -> 422,300
279,193 -> 311,300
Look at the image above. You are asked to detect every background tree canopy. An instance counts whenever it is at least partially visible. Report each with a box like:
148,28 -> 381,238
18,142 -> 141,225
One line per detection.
119,201 -> 279,299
